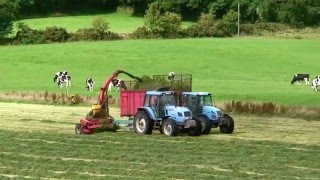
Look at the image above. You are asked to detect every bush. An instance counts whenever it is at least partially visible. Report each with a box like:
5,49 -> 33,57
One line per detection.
44,26 -> 69,43
145,2 -> 183,39
130,26 -> 160,39
14,23 -> 45,44
92,16 -> 110,40
185,13 -> 230,38
69,28 -> 122,41
222,10 -> 238,35
241,23 -> 289,35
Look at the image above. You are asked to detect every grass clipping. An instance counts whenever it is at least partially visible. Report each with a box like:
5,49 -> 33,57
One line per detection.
131,75 -> 191,91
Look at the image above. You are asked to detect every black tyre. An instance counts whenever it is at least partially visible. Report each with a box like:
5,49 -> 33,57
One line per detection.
198,116 -> 212,134
75,123 -> 83,134
133,110 -> 154,135
161,119 -> 179,136
187,119 -> 202,136
220,114 -> 234,134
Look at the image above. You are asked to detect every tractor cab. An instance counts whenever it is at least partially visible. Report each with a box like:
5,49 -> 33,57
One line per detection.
143,91 -> 191,121
181,92 -> 234,135
181,92 -> 222,122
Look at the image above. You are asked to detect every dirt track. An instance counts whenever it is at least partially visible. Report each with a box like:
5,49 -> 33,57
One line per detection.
0,102 -> 319,145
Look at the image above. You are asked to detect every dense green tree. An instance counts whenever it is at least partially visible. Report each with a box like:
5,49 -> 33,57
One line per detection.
0,0 -> 18,38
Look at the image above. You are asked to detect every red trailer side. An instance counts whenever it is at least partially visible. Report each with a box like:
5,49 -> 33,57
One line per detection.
120,91 -> 146,117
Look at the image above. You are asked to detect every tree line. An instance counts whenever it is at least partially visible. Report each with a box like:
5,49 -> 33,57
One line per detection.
15,0 -> 320,27
0,0 -> 319,40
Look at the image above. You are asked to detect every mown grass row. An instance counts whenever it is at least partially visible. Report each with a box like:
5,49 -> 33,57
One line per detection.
0,129 -> 319,179
0,102 -> 319,179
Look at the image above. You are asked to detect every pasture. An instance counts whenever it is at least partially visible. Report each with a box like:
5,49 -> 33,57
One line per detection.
15,12 -> 193,33
0,102 -> 319,179
0,38 -> 319,106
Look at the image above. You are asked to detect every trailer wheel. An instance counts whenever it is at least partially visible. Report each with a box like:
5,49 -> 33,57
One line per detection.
188,119 -> 202,136
75,124 -> 83,134
220,114 -> 234,134
133,111 -> 154,135
198,116 -> 212,134
161,119 -> 179,136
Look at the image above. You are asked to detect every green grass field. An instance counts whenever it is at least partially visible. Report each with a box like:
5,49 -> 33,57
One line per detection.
16,13 -> 144,33
0,102 -> 319,179
15,12 -> 193,33
0,38 -> 319,106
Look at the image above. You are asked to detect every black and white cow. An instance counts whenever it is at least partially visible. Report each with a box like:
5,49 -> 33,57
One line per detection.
57,74 -> 71,87
290,74 -> 310,85
311,75 -> 320,91
54,71 -> 68,82
85,78 -> 95,91
168,72 -> 175,81
108,78 -> 125,92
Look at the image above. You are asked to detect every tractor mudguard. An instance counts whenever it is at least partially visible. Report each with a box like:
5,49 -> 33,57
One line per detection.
137,107 -> 157,120
184,119 -> 196,128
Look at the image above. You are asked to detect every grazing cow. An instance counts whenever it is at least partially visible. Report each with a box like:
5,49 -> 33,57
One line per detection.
57,74 -> 71,87
108,78 -> 126,92
85,78 -> 95,91
54,71 -> 68,82
168,72 -> 175,81
311,75 -> 320,91
290,74 -> 310,85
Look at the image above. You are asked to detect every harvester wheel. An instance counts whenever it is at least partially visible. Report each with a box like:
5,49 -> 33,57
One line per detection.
198,116 -> 212,134
75,124 -> 83,134
161,119 -> 179,136
133,111 -> 154,135
219,114 -> 234,134
187,118 -> 202,136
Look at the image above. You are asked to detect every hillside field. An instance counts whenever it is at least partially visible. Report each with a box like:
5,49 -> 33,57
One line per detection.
15,12 -> 193,33
0,102 -> 319,179
0,38 -> 319,106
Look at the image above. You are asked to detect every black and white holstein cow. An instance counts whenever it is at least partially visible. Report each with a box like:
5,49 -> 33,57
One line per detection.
57,74 -> 71,87
290,73 -> 310,85
168,72 -> 175,81
53,71 -> 68,82
311,75 -> 320,91
85,78 -> 95,91
108,78 -> 125,92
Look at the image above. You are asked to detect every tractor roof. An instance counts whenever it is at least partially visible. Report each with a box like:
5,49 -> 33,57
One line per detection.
146,91 -> 175,95
182,92 -> 211,96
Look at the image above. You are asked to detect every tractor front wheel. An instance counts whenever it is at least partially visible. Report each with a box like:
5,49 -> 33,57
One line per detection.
198,116 -> 212,134
219,114 -> 234,134
188,119 -> 202,136
75,123 -> 83,134
133,111 -> 154,135
161,119 -> 179,136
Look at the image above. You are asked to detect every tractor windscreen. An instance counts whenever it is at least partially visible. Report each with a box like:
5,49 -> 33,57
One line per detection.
199,95 -> 213,106
160,94 -> 176,106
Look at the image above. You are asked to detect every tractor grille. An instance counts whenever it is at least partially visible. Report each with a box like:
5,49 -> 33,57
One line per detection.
217,111 -> 223,117
184,111 -> 192,117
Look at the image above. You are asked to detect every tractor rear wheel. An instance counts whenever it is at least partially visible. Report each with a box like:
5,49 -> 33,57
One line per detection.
161,119 -> 179,136
187,119 -> 202,136
133,111 -> 154,135
220,114 -> 234,134
198,116 -> 212,134
75,123 -> 83,134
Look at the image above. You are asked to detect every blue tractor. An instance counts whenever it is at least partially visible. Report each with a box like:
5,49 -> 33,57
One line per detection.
133,91 -> 202,136
180,92 -> 234,134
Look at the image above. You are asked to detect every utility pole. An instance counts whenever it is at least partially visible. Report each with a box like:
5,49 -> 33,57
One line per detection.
238,1 -> 240,36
